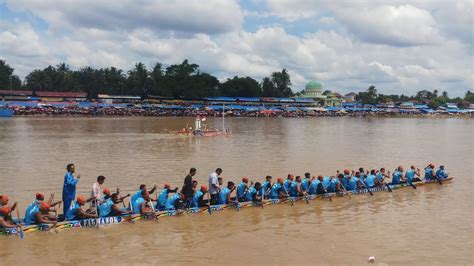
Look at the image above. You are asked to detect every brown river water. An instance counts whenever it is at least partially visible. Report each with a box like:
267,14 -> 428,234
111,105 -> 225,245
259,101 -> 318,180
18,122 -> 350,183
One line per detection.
0,117 -> 472,265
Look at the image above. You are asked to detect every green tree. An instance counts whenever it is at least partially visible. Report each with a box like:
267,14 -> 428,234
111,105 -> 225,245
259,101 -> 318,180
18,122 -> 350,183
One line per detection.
220,76 -> 261,97
261,77 -> 273,97
269,69 -> 293,97
356,86 -> 378,104
464,91 -> 474,103
0,60 -> 22,90
127,63 -> 151,98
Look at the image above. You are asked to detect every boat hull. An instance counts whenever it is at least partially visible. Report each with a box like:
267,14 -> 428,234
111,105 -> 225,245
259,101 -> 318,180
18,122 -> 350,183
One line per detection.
0,178 -> 452,236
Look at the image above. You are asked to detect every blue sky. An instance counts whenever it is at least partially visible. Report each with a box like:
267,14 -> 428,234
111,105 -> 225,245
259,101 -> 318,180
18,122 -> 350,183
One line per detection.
0,0 -> 472,96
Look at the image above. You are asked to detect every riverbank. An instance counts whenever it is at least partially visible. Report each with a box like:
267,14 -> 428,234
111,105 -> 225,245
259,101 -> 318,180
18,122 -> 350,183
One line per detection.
8,107 -> 474,118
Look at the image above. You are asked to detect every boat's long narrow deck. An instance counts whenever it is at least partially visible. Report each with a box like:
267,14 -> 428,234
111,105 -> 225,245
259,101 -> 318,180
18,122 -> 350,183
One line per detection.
1,178 -> 452,236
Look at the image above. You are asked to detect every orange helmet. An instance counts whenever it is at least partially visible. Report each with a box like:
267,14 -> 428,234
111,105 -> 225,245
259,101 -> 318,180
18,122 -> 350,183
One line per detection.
0,206 -> 11,215
40,202 -> 51,211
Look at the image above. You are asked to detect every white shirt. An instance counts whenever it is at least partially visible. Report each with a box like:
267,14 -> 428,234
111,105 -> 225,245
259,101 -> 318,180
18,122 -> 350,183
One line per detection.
91,182 -> 103,206
208,172 -> 219,194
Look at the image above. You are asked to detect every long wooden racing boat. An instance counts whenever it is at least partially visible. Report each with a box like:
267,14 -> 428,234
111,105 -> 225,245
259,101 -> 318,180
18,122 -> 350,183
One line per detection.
0,178 -> 453,237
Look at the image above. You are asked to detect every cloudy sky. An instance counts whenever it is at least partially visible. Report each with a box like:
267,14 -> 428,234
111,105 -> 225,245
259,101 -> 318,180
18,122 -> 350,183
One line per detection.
0,0 -> 472,96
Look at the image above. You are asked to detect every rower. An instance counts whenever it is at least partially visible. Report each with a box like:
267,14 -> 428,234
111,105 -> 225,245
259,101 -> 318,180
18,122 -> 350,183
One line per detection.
130,184 -> 157,209
66,195 -> 98,221
0,206 -> 17,228
262,176 -> 273,199
347,172 -> 360,191
25,193 -> 61,220
217,181 -> 235,205
132,191 -> 154,215
335,174 -> 345,192
288,176 -> 300,197
424,163 -> 436,181
405,166 -> 421,183
341,169 -> 351,189
0,195 -> 17,212
26,202 -> 57,225
391,166 -> 406,185
293,176 -> 307,197
301,173 -> 311,193
327,176 -> 339,193
236,177 -> 250,202
190,185 -> 208,208
156,184 -> 179,211
269,178 -> 285,199
99,193 -> 130,217
435,165 -> 449,180
245,182 -> 262,202
283,174 -> 294,193
375,168 -> 390,187
365,170 -> 376,188
164,192 -> 184,211
308,175 -> 321,195
322,175 -> 330,189
102,188 -> 111,200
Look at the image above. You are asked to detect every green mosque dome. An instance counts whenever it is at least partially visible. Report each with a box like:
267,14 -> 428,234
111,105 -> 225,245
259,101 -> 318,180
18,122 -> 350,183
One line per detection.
305,81 -> 323,91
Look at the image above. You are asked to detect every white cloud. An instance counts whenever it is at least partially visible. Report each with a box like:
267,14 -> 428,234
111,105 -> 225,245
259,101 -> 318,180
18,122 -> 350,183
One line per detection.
1,0 -> 472,97
6,0 -> 243,34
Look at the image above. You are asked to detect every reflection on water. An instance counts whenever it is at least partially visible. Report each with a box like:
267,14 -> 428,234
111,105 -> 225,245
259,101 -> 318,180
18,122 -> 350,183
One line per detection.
0,117 -> 472,264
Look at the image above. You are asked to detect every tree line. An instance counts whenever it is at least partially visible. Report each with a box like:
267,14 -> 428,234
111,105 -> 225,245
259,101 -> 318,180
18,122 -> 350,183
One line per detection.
0,60 -> 472,108
0,60 -> 292,99
354,86 -> 474,109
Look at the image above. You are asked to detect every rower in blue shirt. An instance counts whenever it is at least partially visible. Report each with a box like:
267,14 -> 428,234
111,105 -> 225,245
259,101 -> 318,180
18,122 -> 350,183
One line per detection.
365,170 -> 377,188
283,174 -> 294,194
341,169 -> 351,189
66,195 -> 97,221
347,173 -> 359,191
236,177 -> 250,202
62,163 -> 80,216
218,182 -> 235,204
391,166 -> 406,185
405,166 -> 421,183
301,173 -> 311,192
131,184 -> 157,210
132,191 -> 154,215
288,177 -> 299,197
424,163 -> 435,181
245,182 -> 262,202
308,176 -> 321,195
156,184 -> 178,211
190,185 -> 207,208
322,176 -> 330,189
99,193 -> 130,217
262,176 -> 273,199
436,165 -> 449,180
327,176 -> 338,193
165,193 -> 183,210
269,178 -> 285,199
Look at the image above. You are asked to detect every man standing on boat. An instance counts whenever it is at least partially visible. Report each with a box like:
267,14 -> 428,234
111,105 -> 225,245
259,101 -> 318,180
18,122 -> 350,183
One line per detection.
62,163 -> 80,216
181,168 -> 197,206
208,168 -> 222,205
90,175 -> 106,214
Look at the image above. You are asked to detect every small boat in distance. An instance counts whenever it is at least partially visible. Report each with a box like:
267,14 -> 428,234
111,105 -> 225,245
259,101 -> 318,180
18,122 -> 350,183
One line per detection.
169,115 -> 231,137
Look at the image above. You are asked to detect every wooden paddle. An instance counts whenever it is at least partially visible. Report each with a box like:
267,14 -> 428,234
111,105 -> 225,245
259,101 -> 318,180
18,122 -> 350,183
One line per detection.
15,208 -> 24,239
282,184 -> 295,206
359,179 -> 374,196
433,175 -> 443,185
339,182 -> 352,199
207,192 -> 212,215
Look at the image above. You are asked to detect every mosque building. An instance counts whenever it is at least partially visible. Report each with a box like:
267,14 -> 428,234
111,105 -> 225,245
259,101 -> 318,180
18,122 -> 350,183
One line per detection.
300,80 -> 343,107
